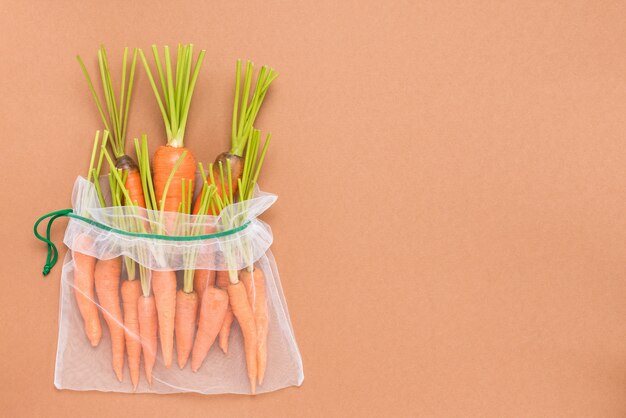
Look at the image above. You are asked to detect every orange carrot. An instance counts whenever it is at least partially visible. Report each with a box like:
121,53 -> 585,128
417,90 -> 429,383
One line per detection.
70,132 -> 107,348
141,48 -> 202,370
175,290 -> 198,369
128,135 -> 160,385
94,257 -> 125,382
121,279 -> 142,389
228,281 -> 258,393
193,269 -> 215,305
138,294 -> 157,385
191,287 -> 229,372
153,145 -> 196,213
139,44 -> 204,214
115,156 -> 146,208
72,234 -> 102,347
219,309 -> 234,354
216,271 -> 234,353
241,267 -> 269,385
193,267 -> 215,325
152,270 -> 176,368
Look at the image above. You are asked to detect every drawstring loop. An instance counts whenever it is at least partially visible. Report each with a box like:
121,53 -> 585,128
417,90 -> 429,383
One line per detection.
33,209 -> 73,276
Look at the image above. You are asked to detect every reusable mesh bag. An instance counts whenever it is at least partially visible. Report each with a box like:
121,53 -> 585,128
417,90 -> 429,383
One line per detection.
35,177 -> 304,394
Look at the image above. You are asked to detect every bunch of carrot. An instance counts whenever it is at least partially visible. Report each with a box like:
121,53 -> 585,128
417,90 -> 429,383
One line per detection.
71,44 -> 277,393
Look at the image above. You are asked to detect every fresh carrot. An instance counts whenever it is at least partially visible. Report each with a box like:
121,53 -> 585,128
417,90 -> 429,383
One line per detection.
121,278 -> 142,389
191,287 -> 228,372
174,179 -> 202,369
208,162 -> 238,355
107,140 -> 166,384
240,267 -> 269,385
235,128 -> 272,387
104,143 -> 152,387
228,281 -> 258,393
192,173 -> 217,304
175,290 -> 197,369
71,132 -> 107,347
94,257 -> 125,382
186,178 -> 228,371
147,150 -> 191,369
193,269 -> 215,307
152,270 -> 176,368
210,161 -> 259,393
216,271 -> 234,353
109,143 -> 190,371
139,44 -> 204,213
79,49 -> 146,384
153,146 -> 196,213
133,135 -> 159,384
193,60 -> 277,215
138,293 -> 157,385
72,234 -> 101,347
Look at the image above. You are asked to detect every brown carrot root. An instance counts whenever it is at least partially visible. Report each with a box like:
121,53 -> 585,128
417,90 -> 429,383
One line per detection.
94,257 -> 125,382
191,287 -> 229,372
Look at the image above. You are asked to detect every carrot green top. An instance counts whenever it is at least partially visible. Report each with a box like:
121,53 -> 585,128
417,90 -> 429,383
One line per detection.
77,47 -> 138,160
238,129 -> 270,201
139,44 -> 206,148
230,60 -> 278,157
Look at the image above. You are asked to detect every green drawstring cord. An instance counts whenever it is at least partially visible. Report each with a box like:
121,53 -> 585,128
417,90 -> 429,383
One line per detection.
33,209 -> 73,276
33,209 -> 251,276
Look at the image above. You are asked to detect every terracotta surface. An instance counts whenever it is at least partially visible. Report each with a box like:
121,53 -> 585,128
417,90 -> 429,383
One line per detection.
2,1 -> 626,416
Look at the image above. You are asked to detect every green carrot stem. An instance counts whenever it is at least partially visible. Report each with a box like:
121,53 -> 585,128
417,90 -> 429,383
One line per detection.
87,131 -> 101,183
140,48 -> 172,140
140,44 -> 205,147
78,46 -> 137,159
229,61 -> 278,156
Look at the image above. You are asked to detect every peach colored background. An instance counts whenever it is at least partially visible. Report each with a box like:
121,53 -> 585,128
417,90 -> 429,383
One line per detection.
1,1 -> 626,416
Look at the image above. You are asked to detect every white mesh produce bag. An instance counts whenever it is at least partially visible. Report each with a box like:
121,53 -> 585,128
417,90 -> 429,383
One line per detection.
35,177 -> 304,394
